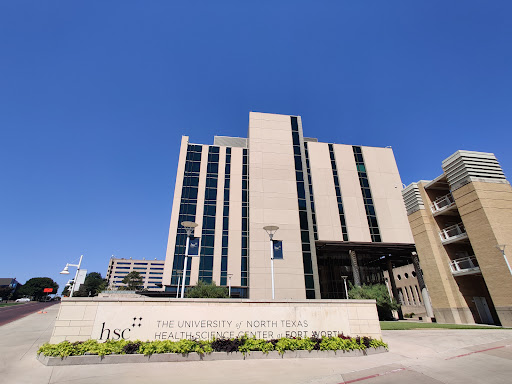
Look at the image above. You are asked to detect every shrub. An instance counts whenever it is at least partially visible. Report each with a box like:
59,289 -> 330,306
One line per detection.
185,280 -> 228,298
38,335 -> 388,357
348,284 -> 400,320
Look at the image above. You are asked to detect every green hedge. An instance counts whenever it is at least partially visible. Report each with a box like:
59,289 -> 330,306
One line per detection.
38,336 -> 387,357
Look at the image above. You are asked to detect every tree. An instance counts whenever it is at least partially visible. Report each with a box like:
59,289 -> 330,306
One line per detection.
121,271 -> 144,290
348,284 -> 400,320
185,280 -> 228,298
17,277 -> 59,301
62,286 -> 70,297
0,287 -> 12,301
72,272 -> 107,297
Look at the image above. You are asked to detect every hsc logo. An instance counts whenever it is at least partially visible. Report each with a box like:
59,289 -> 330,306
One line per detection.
98,316 -> 143,340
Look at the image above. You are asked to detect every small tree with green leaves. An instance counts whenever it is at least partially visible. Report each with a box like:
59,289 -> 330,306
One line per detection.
73,272 -> 108,297
348,284 -> 400,320
121,271 -> 144,290
185,280 -> 228,298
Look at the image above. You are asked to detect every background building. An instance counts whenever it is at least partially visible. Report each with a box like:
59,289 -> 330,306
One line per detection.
402,150 -> 512,326
383,264 -> 428,319
106,257 -> 165,290
0,278 -> 20,300
163,112 -> 417,301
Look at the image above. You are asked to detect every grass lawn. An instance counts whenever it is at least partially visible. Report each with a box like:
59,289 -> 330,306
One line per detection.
380,321 -> 509,330
0,303 -> 22,308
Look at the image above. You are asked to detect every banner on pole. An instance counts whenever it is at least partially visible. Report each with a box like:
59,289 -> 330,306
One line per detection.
188,236 -> 200,256
73,269 -> 87,292
272,240 -> 283,259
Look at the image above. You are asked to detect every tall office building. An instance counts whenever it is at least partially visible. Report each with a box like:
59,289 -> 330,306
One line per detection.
106,257 -> 165,290
163,112 -> 416,300
402,151 -> 512,326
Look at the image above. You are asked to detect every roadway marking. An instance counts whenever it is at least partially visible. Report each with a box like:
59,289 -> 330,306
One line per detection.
445,345 -> 507,360
340,368 -> 407,383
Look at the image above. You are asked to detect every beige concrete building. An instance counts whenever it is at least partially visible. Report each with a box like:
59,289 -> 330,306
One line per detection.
383,264 -> 428,319
163,112 -> 417,301
402,150 -> 512,326
106,257 -> 165,290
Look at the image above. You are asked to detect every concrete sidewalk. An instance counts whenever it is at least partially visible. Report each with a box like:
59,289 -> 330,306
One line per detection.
1,304 -> 512,384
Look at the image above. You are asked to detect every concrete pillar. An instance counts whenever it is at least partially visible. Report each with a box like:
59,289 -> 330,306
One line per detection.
349,250 -> 361,287
412,252 -> 434,319
387,258 -> 403,319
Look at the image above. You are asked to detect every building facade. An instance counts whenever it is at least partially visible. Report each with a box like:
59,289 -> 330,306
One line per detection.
383,264 -> 428,319
0,278 -> 20,299
402,150 -> 512,326
106,257 -> 165,290
163,112 -> 416,300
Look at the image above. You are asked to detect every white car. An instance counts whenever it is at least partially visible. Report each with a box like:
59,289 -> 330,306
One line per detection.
15,298 -> 30,302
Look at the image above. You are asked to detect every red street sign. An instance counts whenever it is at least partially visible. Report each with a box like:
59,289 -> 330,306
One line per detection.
43,288 -> 53,293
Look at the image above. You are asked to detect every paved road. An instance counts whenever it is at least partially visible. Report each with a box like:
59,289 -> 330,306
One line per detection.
0,301 -> 59,326
1,304 -> 511,384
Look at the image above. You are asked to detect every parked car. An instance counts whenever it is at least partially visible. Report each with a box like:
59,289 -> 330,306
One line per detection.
15,298 -> 30,302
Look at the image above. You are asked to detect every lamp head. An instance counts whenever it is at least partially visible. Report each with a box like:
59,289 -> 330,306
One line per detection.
263,225 -> 279,235
60,264 -> 70,275
181,221 -> 198,235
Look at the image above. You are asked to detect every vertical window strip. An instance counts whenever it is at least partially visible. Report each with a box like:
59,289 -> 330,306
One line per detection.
304,142 -> 318,241
198,146 -> 220,282
241,149 -> 249,287
172,144 -> 202,286
291,117 -> 316,299
328,144 -> 349,241
220,148 -> 231,286
352,146 -> 381,242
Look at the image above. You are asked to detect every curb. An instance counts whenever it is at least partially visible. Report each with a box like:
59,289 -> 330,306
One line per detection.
37,347 -> 387,366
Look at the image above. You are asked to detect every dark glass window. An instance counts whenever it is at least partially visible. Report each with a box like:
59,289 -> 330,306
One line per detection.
172,145 -> 203,285
241,148 -> 249,287
291,117 -> 316,298
207,163 -> 219,174
328,144 -> 349,241
198,147 -> 221,281
296,182 -> 306,199
190,162 -> 201,173
352,146 -> 381,242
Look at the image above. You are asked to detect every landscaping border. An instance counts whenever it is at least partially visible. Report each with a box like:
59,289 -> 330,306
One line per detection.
37,347 -> 387,366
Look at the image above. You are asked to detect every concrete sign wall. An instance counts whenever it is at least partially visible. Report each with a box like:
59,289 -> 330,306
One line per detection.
50,298 -> 381,344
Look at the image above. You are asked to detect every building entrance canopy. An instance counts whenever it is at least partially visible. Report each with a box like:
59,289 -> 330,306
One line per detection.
315,241 -> 417,300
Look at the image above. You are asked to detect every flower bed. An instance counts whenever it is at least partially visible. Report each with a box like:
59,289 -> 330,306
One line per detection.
38,335 -> 387,358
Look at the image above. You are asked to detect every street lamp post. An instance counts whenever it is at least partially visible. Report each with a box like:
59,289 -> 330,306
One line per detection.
176,270 -> 183,299
59,255 -> 83,298
263,225 -> 279,300
341,275 -> 349,299
180,221 -> 198,299
227,274 -> 233,297
496,245 -> 512,276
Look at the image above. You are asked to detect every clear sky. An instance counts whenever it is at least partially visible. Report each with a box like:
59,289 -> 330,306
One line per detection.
1,1 -> 511,292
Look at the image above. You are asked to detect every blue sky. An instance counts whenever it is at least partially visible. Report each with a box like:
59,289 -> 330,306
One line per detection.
1,1 -> 511,292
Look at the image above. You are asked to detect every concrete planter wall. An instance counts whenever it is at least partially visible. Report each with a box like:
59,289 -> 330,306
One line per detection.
38,347 -> 387,366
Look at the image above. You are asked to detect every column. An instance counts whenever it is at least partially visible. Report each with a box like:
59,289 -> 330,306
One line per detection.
349,250 -> 361,287
387,258 -> 403,319
412,252 -> 434,318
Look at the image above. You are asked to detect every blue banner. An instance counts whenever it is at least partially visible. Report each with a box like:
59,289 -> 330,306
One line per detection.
188,236 -> 200,256
272,240 -> 283,259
